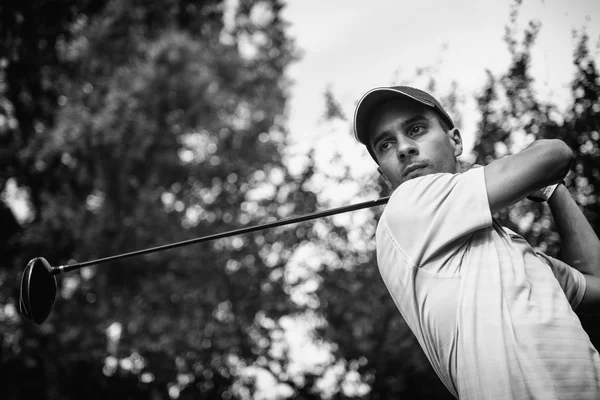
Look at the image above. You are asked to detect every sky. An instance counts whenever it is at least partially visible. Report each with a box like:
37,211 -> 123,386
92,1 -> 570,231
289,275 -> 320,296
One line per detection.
281,0 -> 600,187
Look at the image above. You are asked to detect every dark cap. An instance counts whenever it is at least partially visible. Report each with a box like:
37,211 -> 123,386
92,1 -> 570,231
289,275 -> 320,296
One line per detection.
353,86 -> 455,160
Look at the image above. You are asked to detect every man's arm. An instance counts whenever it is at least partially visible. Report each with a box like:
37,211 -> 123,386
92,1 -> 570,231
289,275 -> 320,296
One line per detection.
548,184 -> 600,312
483,139 -> 573,215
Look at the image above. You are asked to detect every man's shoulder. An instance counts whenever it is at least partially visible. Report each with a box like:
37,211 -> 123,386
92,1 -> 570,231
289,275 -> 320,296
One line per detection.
378,167 -> 492,246
386,168 -> 484,210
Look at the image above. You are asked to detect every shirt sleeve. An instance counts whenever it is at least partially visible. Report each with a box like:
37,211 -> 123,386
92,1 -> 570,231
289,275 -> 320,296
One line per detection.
381,167 -> 493,267
536,252 -> 587,309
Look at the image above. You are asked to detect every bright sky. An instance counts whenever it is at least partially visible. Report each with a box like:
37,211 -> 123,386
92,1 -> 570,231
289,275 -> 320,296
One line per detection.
282,0 -> 600,181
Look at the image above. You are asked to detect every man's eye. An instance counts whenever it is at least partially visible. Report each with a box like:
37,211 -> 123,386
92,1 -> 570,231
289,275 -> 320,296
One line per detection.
379,141 -> 392,152
410,125 -> 425,135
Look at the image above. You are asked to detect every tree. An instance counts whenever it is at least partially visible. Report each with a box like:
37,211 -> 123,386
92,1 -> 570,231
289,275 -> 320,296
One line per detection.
1,0 -> 324,398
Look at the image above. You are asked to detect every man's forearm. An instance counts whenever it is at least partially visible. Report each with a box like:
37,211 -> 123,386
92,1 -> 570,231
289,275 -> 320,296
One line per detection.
548,184 -> 600,276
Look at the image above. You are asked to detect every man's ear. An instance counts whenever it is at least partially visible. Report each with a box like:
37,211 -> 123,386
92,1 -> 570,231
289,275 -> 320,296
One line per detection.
450,128 -> 463,157
378,167 -> 393,189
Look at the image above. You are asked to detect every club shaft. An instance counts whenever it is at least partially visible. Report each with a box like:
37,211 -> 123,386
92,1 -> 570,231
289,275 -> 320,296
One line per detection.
55,196 -> 390,274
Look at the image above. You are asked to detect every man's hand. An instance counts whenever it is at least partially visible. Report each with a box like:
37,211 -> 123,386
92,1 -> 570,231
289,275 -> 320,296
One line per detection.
527,183 -> 560,202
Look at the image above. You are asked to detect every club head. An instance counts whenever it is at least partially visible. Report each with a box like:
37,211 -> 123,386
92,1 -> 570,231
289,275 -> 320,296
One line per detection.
19,257 -> 57,325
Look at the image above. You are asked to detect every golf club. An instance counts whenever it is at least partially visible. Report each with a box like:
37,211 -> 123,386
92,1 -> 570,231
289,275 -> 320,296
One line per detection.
19,196 -> 389,325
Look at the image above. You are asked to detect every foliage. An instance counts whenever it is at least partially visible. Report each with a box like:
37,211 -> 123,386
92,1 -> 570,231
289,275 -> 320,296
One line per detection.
0,0 -> 323,398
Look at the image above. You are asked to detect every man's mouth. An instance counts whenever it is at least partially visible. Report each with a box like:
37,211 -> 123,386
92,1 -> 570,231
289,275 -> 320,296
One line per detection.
403,163 -> 427,177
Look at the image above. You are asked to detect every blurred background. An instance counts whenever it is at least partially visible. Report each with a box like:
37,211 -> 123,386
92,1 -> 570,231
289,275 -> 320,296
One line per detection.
1,0 -> 599,398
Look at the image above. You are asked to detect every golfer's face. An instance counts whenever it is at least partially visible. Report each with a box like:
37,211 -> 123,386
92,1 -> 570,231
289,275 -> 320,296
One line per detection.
368,99 -> 461,190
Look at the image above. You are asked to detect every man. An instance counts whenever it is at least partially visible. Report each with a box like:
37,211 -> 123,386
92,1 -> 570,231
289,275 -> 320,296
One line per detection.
353,86 -> 600,399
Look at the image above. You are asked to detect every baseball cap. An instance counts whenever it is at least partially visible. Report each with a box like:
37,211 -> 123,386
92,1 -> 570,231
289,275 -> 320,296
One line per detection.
353,86 -> 455,160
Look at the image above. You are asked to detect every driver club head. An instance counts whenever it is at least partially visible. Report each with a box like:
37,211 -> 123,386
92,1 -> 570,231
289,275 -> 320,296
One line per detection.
19,257 -> 57,325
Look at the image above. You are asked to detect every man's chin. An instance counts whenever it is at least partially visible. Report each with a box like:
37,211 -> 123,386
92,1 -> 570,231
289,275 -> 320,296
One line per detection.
404,166 -> 429,180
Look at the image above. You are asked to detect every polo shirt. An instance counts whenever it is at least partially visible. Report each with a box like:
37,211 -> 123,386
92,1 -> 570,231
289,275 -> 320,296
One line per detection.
376,167 -> 600,399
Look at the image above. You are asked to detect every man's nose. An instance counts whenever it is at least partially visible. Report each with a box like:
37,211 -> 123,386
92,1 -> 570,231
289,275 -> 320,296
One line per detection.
396,136 -> 418,160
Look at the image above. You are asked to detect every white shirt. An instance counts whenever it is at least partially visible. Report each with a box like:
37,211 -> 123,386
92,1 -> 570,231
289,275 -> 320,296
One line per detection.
376,167 -> 600,399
